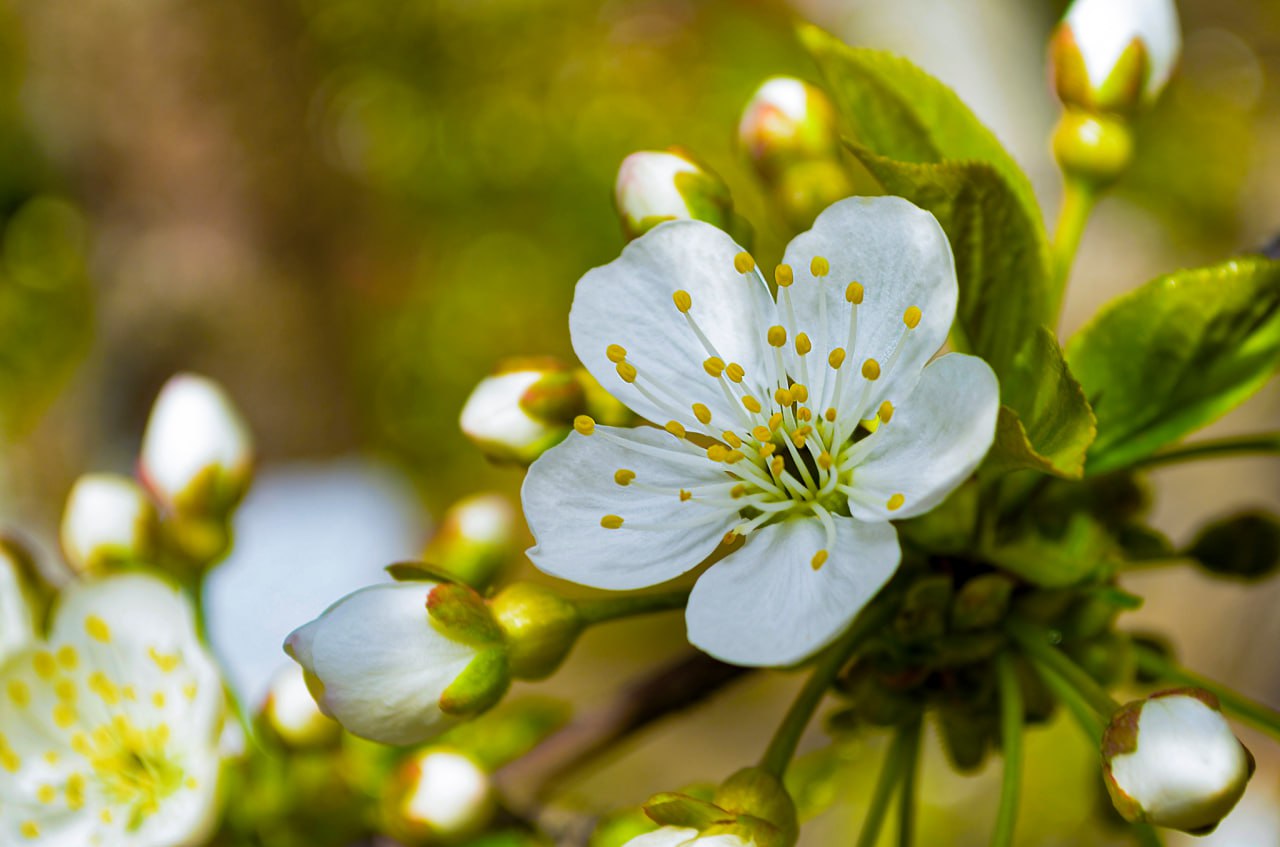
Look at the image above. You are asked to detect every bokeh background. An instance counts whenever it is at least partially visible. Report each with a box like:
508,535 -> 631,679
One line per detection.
0,0 -> 1277,843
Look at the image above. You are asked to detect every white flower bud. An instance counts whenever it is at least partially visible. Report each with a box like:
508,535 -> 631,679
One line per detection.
284,581 -> 507,745
422,493 -> 517,589
259,663 -> 341,749
0,544 -> 35,664
59,473 -> 156,575
738,77 -> 840,174
614,150 -> 735,241
1103,689 -> 1254,834
1053,0 -> 1181,111
384,748 -> 495,843
624,828 -> 753,847
140,373 -> 253,516
460,362 -> 580,465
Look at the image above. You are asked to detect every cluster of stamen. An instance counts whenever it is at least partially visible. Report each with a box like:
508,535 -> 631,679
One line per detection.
582,250 -> 921,571
3,616 -> 203,839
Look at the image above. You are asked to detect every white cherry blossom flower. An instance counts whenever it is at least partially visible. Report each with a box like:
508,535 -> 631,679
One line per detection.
522,196 -> 999,667
0,573 -> 224,846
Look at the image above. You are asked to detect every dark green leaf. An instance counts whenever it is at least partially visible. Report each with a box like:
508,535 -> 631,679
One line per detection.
1066,257 -> 1280,474
1186,511 -> 1280,580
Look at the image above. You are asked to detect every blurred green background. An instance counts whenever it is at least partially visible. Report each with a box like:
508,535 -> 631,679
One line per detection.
0,0 -> 1278,843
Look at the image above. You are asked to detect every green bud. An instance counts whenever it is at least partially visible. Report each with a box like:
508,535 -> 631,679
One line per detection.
422,493 -> 518,590
950,574 -> 1014,632
894,575 -> 954,642
936,701 -> 991,772
1052,110 -> 1134,189
713,768 -> 799,847
772,159 -> 855,230
1187,511 -> 1280,580
489,582 -> 584,680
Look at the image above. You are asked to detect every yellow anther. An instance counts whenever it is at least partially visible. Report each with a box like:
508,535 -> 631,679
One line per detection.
88,673 -> 118,705
614,469 -> 636,486
810,256 -> 830,277
692,403 -> 712,424
703,356 -> 726,378
606,344 -> 627,363
792,383 -> 809,403
734,251 -> 755,274
36,783 -> 56,804
149,647 -> 180,673
725,450 -> 747,464
811,550 -> 829,570
770,456 -> 785,476
730,483 -> 749,499
672,290 -> 692,312
33,652 -> 56,679
861,359 -> 881,380
767,325 -> 787,347
759,443 -> 777,458
56,646 -> 78,670
903,305 -> 922,329
7,681 -> 29,707
54,679 -> 76,702
845,281 -> 864,304
752,425 -> 772,441
825,407 -> 837,422
774,387 -> 793,406
706,445 -> 730,462
818,451 -> 833,470
742,395 -> 762,414
768,412 -> 783,431
665,420 -> 687,439
878,400 -> 895,423
21,822 -> 38,839
100,809 -> 113,824
796,424 -> 813,437
722,530 -> 740,546
828,347 -> 846,369
725,362 -> 745,383
616,361 -> 638,383
791,433 -> 807,449
774,264 -> 794,288
722,431 -> 743,448
574,415 -> 596,435
601,515 -> 624,529
797,407 -> 813,421
679,489 -> 692,502
887,493 -> 905,511
795,333 -> 812,356
52,704 -> 76,729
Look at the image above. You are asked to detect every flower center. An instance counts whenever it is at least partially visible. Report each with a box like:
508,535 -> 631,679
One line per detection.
83,715 -> 186,829
585,251 -> 921,568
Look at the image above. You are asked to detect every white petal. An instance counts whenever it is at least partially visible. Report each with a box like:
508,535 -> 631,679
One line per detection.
779,196 -> 957,417
286,582 -> 477,745
1066,0 -> 1180,99
845,354 -> 998,521
570,221 -> 778,430
524,427 -> 735,590
624,826 -> 702,847
0,548 -> 35,664
687,516 -> 900,667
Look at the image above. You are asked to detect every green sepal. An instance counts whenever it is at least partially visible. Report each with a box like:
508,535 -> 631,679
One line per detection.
950,574 -> 1014,632
385,560 -> 457,584
426,582 -> 503,646
438,647 -> 510,717
1186,511 -> 1280,580
893,575 -> 953,642
642,793 -> 732,830
1066,257 -> 1280,475
519,369 -> 585,424
984,513 -> 1116,588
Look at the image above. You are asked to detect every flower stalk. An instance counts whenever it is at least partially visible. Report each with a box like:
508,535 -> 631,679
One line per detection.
991,653 -> 1024,847
1129,432 -> 1280,470
1133,645 -> 1280,739
854,718 -> 922,847
574,590 -> 691,625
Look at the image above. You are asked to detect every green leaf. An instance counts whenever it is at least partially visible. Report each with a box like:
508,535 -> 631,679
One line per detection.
984,513 -> 1115,588
1186,511 -> 1280,580
1066,257 -> 1280,474
799,26 -> 1038,214
385,560 -> 456,584
983,328 -> 1097,478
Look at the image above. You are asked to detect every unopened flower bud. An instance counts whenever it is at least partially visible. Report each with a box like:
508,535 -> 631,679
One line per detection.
615,149 -> 742,242
285,581 -> 510,745
422,493 -> 518,590
1051,0 -> 1181,113
460,359 -> 582,465
139,373 -> 253,518
1052,110 -> 1134,189
59,473 -> 157,576
738,78 -> 840,178
1102,688 -> 1254,834
635,768 -> 797,847
383,748 -> 495,844
258,663 -> 341,750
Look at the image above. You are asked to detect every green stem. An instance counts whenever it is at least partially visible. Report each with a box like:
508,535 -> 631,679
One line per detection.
1132,823 -> 1165,847
183,575 -> 257,747
1133,646 -> 1280,738
1049,177 -> 1097,320
759,602 -> 895,777
991,654 -> 1023,847
1129,432 -> 1280,471
855,722 -> 917,847
574,590 -> 690,625
1007,619 -> 1119,718
1033,660 -> 1106,742
896,716 -> 923,847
